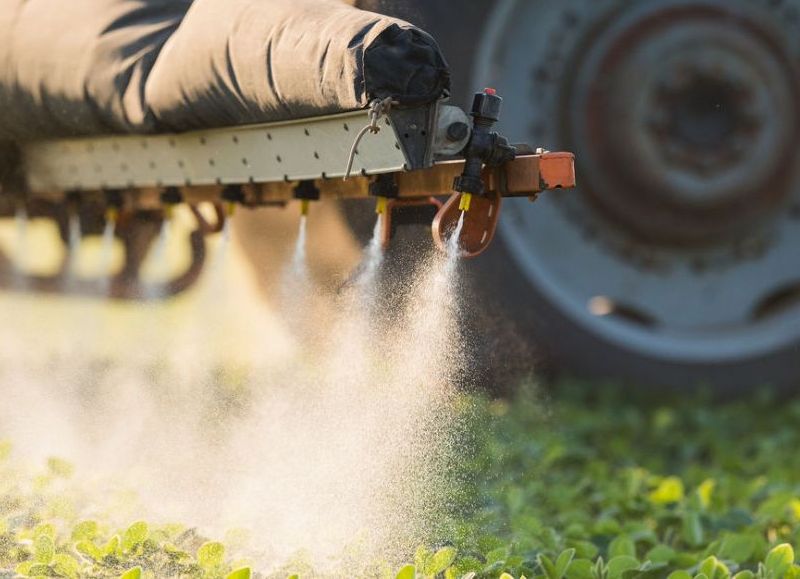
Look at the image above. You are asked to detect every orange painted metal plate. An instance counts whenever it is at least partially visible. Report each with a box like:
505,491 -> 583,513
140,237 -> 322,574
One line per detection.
432,191 -> 502,258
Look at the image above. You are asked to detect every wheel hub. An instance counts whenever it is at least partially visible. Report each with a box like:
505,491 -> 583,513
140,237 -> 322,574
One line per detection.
568,1 -> 799,245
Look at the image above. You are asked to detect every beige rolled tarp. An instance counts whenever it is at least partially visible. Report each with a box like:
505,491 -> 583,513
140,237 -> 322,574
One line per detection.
0,0 -> 449,140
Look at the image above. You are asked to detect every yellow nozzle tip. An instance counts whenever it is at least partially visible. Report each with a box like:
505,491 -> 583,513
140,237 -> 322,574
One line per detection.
375,196 -> 388,215
226,202 -> 237,217
105,208 -> 119,223
459,193 -> 473,212
300,199 -> 310,216
164,205 -> 175,220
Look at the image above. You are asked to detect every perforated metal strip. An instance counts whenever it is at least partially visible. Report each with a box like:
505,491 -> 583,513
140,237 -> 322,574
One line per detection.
22,110 -> 409,193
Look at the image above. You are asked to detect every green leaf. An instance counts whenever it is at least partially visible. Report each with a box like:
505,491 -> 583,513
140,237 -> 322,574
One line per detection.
573,541 -> 600,560
119,567 -> 142,579
732,572 -> 755,579
395,564 -> 416,579
76,540 -> 104,561
609,537 -> 636,559
47,457 -> 75,478
593,557 -> 608,579
645,545 -> 676,564
102,535 -> 121,558
452,556 -> 482,577
539,554 -> 559,579
698,556 -> 730,579
33,533 -> 55,564
622,561 -> 668,579
415,546 -> 432,572
718,533 -> 758,564
556,549 -> 577,578
607,556 -> 640,579
427,546 -> 457,575
53,553 -> 80,579
198,541 -> 225,569
650,477 -> 685,505
16,561 -> 51,577
567,559 -> 595,579
698,479 -> 716,509
226,568 -> 252,579
123,521 -> 149,552
71,520 -> 99,542
486,547 -> 508,565
667,572 -> 693,579
499,574 -> 515,579
33,523 -> 56,540
683,512 -> 704,547
765,544 -> 795,578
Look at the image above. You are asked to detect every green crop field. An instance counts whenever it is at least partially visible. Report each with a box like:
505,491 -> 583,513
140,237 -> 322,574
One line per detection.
2,382 -> 799,579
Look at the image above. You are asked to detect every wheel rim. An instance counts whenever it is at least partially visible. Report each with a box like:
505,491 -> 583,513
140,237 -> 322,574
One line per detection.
473,0 -> 800,364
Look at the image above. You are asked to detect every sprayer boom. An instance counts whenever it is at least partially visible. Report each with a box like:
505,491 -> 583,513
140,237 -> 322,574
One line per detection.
1,93 -> 575,298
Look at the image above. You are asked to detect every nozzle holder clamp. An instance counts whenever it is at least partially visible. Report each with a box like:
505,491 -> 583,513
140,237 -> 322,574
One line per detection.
103,189 -> 125,209
160,186 -> 183,205
369,173 -> 399,199
293,180 -> 321,201
221,184 -> 246,204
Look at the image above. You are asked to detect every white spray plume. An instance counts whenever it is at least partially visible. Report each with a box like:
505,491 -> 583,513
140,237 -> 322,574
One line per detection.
0,210 -> 471,575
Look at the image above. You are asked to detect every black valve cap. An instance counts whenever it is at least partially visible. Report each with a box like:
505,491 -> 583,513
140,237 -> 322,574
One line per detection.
471,88 -> 502,123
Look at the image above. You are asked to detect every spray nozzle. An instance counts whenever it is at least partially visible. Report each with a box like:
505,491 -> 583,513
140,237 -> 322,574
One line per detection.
103,189 -> 124,224
293,180 -> 320,218
65,190 -> 82,210
458,193 -> 473,213
221,185 -> 246,218
160,187 -> 183,220
369,173 -> 398,217
453,88 -> 516,200
105,207 -> 119,224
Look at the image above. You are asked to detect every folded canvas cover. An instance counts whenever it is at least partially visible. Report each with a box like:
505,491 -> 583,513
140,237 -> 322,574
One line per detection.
0,0 -> 449,141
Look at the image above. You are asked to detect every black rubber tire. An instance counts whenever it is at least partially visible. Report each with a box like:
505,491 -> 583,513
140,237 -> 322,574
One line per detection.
357,0 -> 800,393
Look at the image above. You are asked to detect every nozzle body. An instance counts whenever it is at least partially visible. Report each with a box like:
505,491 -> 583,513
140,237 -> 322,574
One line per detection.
453,89 -> 516,198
